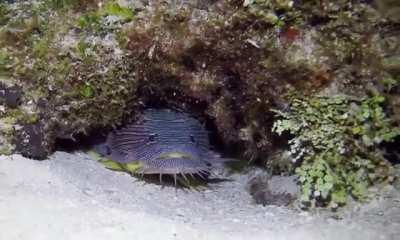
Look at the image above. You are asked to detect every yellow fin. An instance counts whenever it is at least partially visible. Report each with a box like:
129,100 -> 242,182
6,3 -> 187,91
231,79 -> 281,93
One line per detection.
87,150 -> 104,161
122,162 -> 143,173
88,150 -> 143,174
99,159 -> 125,171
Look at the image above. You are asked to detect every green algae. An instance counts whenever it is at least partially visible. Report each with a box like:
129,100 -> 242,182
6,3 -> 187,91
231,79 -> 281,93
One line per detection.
0,49 -> 12,77
103,2 -> 134,21
273,94 -> 399,208
2,109 -> 39,125
77,11 -> 102,32
0,3 -> 10,26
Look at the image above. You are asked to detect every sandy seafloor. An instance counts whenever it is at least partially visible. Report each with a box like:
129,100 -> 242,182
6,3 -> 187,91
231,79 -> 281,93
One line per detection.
1,151 -> 399,240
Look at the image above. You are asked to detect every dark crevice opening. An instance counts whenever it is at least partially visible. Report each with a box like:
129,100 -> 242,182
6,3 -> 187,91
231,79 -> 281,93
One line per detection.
55,129 -> 108,152
54,98 -> 236,161
383,135 -> 400,165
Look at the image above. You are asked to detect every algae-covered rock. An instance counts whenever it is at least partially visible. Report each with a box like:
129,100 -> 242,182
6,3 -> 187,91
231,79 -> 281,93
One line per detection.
0,82 -> 22,108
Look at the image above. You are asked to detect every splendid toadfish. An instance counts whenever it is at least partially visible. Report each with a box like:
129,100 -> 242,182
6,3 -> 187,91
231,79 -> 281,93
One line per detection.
96,109 -> 230,185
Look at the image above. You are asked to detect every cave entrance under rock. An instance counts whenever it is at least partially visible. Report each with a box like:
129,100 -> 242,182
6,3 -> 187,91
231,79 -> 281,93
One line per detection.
53,105 -> 247,187
54,107 -> 230,155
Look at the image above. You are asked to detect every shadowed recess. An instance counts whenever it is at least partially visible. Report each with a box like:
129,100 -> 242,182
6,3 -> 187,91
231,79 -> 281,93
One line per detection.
92,108 -> 234,186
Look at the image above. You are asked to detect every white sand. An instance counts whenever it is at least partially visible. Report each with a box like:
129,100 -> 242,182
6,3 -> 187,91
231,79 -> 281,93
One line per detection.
1,152 -> 399,240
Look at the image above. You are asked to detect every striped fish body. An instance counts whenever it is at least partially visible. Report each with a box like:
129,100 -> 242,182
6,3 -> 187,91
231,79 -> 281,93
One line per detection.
101,109 -> 224,179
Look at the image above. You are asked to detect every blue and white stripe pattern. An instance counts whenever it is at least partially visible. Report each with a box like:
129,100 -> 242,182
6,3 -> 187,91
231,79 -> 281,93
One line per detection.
105,109 -> 225,178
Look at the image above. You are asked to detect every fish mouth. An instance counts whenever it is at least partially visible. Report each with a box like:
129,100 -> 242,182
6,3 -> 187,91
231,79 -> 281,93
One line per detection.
156,151 -> 195,160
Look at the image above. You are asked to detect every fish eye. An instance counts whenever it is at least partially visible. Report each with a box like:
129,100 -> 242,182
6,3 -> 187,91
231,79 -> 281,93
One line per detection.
149,134 -> 157,142
190,135 -> 195,143
105,146 -> 111,155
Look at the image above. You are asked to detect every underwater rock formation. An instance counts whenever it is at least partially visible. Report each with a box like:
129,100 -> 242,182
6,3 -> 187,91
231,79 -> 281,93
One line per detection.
0,0 -> 399,206
247,172 -> 299,206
